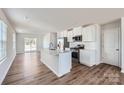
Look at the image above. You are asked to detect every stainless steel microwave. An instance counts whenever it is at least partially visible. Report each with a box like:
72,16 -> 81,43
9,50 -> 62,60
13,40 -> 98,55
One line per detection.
73,35 -> 82,42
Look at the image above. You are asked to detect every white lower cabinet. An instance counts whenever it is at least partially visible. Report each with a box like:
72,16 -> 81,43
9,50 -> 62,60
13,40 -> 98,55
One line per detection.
41,49 -> 72,77
79,49 -> 96,67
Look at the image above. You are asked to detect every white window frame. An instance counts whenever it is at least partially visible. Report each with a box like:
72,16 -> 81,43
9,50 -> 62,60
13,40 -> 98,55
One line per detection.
13,33 -> 16,50
0,20 -> 7,63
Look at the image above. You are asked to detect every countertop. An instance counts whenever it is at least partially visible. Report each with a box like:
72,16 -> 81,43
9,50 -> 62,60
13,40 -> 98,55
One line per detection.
41,48 -> 71,56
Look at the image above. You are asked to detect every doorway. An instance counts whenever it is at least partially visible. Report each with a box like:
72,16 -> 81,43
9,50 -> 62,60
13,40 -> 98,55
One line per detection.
24,38 -> 37,52
102,21 -> 121,67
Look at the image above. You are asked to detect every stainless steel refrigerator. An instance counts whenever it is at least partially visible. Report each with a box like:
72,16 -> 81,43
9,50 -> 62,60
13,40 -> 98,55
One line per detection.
57,37 -> 69,50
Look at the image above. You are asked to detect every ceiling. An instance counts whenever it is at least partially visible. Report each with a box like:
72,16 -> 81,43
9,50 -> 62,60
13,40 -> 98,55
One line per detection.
3,8 -> 124,34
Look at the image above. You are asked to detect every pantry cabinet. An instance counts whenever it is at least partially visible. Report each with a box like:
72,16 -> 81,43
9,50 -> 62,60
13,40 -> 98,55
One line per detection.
82,25 -> 96,41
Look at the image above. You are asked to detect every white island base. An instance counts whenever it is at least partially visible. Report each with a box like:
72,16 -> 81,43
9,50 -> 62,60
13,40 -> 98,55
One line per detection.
40,49 -> 72,77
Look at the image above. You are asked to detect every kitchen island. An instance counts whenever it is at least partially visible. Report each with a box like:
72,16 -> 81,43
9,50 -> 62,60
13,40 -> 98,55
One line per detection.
40,49 -> 72,77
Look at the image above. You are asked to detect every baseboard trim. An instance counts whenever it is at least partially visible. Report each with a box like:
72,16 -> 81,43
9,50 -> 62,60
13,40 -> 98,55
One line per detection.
95,61 -> 102,65
16,51 -> 40,54
0,54 -> 16,85
16,52 -> 25,54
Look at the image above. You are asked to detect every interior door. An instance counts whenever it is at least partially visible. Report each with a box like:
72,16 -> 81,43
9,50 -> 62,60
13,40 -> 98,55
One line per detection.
102,22 -> 120,67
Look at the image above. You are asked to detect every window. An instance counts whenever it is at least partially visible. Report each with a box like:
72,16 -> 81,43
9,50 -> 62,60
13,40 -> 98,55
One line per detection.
24,38 -> 37,52
13,33 -> 16,50
0,20 -> 7,62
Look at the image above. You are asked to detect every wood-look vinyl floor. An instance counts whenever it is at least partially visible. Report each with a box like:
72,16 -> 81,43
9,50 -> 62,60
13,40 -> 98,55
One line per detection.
2,52 -> 124,85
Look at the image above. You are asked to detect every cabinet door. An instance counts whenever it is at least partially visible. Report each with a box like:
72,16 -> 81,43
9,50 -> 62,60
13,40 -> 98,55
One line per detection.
77,27 -> 82,35
63,30 -> 68,37
87,27 -> 92,41
74,27 -> 82,36
89,25 -> 96,41
80,50 -> 90,66
80,50 -> 96,66
67,31 -> 73,42
72,30 -> 76,36
73,29 -> 78,36
82,25 -> 96,41
82,27 -> 89,41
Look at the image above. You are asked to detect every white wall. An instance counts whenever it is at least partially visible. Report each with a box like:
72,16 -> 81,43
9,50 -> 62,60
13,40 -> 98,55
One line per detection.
0,9 -> 16,84
121,18 -> 124,72
43,32 -> 57,49
16,33 -> 43,54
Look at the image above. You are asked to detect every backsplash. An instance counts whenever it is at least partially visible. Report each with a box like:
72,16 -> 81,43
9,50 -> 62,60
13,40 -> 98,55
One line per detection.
69,41 -> 96,49
69,42 -> 82,48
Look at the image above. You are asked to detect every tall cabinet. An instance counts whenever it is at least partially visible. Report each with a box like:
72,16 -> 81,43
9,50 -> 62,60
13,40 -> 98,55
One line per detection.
80,24 -> 101,66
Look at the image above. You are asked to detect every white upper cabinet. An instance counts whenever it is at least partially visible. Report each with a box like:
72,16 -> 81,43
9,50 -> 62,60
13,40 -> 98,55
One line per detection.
82,25 -> 96,41
58,24 -> 97,42
73,26 -> 82,36
63,30 -> 68,37
67,30 -> 74,42
57,30 -> 68,38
